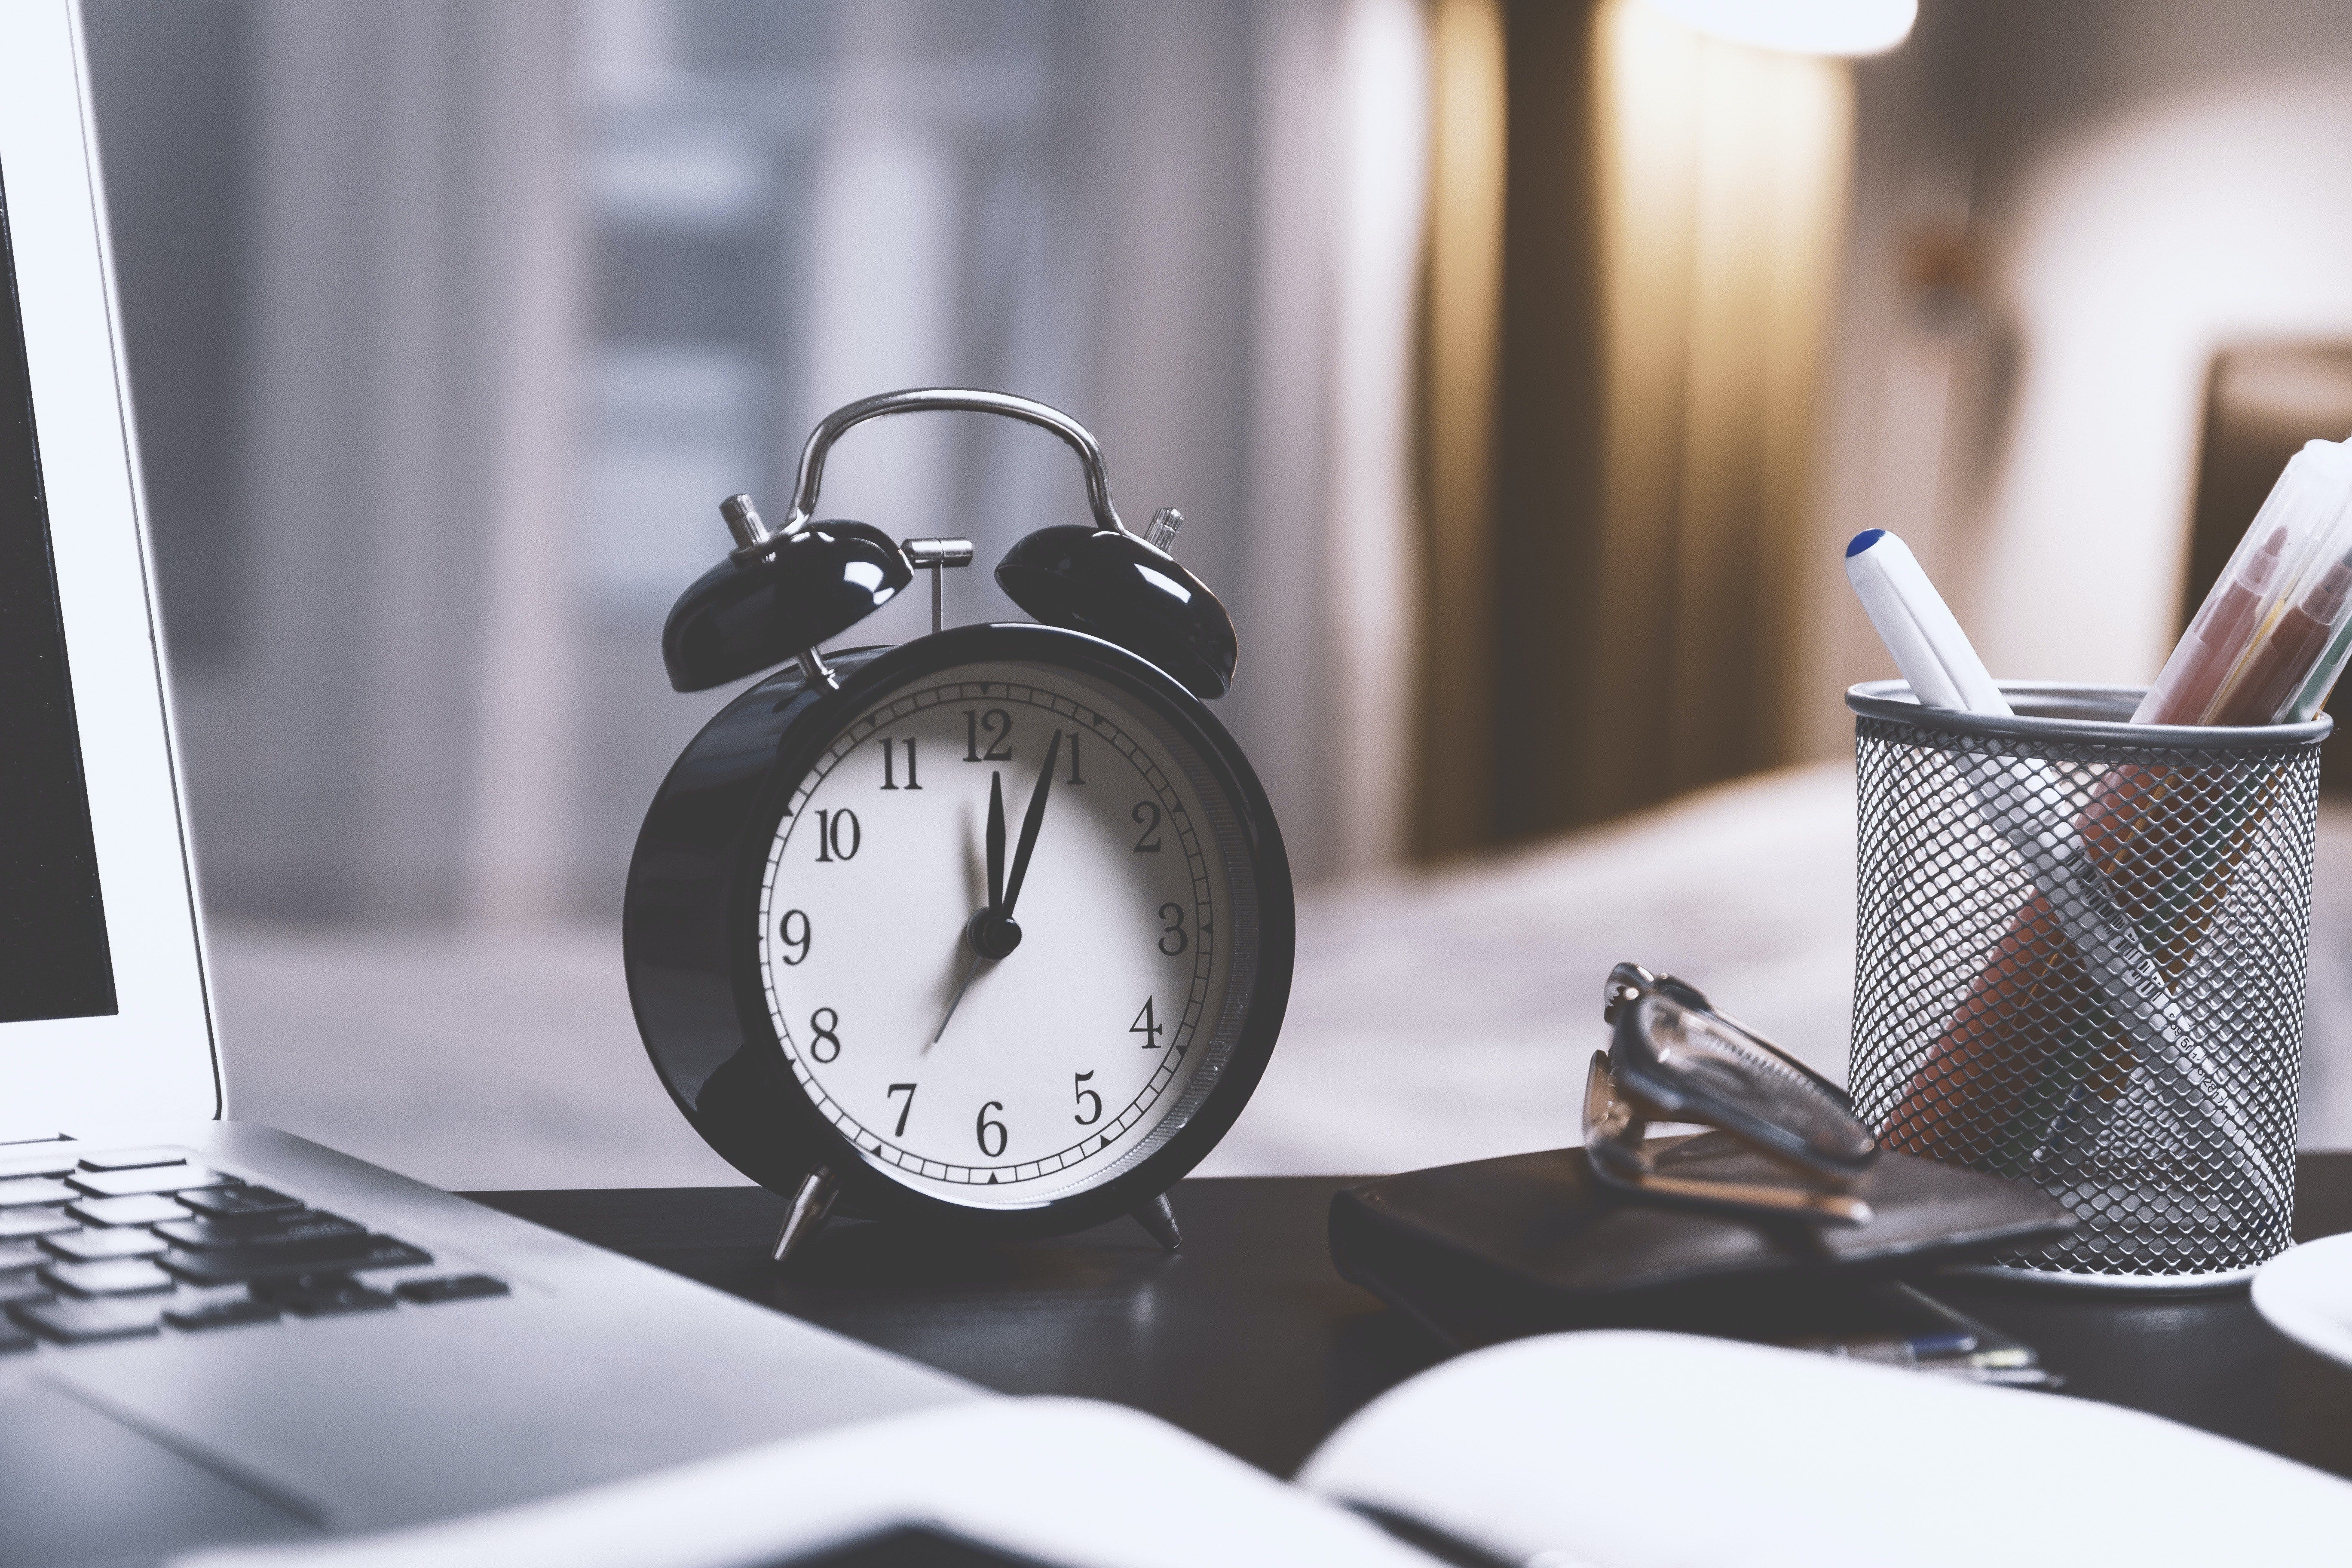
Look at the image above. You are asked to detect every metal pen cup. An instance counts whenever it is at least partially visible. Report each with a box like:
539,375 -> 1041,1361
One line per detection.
1846,681 -> 2329,1289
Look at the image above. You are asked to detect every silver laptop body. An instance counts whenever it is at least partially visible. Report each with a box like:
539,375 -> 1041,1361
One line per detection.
0,7 -> 972,1564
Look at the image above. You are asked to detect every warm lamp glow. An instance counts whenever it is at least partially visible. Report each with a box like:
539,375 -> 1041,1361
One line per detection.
1640,0 -> 1916,57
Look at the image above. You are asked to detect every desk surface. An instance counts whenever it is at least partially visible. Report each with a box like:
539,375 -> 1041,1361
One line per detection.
471,1154 -> 2352,1481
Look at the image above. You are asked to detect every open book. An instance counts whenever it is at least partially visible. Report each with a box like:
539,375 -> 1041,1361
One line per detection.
179,1330 -> 2348,1568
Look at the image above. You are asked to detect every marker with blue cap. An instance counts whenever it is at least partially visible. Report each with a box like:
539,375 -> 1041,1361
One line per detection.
1842,528 -> 2009,717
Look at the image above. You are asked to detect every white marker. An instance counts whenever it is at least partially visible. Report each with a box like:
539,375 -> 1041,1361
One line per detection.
1844,529 -> 2010,716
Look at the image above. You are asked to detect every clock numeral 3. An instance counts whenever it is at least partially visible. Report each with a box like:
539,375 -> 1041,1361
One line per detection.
887,1082 -> 917,1137
976,1100 -> 1008,1158
1132,800 -> 1163,852
964,708 -> 1012,763
879,737 -> 919,790
1158,903 -> 1188,956
1073,1071 -> 1102,1126
813,808 -> 861,862
1130,997 -> 1163,1047
778,910 -> 811,965
808,1007 -> 841,1063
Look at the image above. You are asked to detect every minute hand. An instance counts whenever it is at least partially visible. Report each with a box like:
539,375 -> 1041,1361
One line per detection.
1000,730 -> 1063,919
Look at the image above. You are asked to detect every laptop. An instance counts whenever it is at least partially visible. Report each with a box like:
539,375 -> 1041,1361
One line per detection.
0,6 -> 974,1564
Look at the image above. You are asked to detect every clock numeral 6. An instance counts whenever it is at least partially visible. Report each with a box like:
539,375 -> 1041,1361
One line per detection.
808,1007 -> 841,1063
976,1100 -> 1008,1158
778,909 -> 811,965
1158,903 -> 1188,956
812,808 -> 861,862
1073,1071 -> 1102,1126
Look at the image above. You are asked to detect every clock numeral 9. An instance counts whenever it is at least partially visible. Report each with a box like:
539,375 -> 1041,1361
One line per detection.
1073,1071 -> 1102,1126
778,910 -> 811,965
976,1100 -> 1008,1158
1158,903 -> 1188,956
964,708 -> 1013,762
808,1007 -> 841,1063
812,808 -> 861,862
1132,801 -> 1163,852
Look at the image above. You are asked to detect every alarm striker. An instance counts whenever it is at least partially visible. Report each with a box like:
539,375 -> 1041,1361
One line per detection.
623,389 -> 1293,1267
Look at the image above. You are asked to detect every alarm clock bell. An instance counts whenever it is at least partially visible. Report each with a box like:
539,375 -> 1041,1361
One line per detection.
626,388 -> 1290,1270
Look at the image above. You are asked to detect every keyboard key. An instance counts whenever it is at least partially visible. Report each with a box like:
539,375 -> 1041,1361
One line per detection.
177,1185 -> 300,1219
163,1298 -> 282,1333
394,1274 -> 509,1306
0,1317 -> 32,1354
0,1178 -> 76,1209
15,1297 -> 162,1343
44,1259 -> 176,1297
69,1194 -> 190,1227
43,1228 -> 167,1262
0,1152 -> 77,1181
0,1268 -> 55,1308
161,1235 -> 430,1288
0,1208 -> 80,1240
76,1147 -> 189,1172
67,1166 -> 228,1199
155,1211 -> 363,1252
0,1240 -> 46,1271
252,1274 -> 396,1317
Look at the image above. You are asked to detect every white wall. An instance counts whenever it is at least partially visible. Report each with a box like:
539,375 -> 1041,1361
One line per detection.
1806,0 -> 2352,738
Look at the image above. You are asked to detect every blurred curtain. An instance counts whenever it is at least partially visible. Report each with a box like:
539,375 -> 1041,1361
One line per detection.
1411,0 -> 1852,858
92,0 -> 1428,923
93,0 -> 582,923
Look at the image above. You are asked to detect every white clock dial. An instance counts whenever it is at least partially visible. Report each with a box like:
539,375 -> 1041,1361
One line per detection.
757,659 -> 1240,1207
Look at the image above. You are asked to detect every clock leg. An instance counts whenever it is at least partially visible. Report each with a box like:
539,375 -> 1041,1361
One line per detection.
1130,1191 -> 1182,1253
771,1165 -> 840,1266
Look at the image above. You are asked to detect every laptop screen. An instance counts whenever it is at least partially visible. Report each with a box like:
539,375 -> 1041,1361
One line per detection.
0,171 -> 118,1025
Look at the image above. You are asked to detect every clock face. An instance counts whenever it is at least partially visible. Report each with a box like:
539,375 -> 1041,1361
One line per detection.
754,658 -> 1254,1208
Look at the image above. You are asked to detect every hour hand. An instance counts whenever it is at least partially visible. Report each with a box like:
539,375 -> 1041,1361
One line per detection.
986,771 -> 1006,915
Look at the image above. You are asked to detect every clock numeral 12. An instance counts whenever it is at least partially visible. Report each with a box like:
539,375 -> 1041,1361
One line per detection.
878,737 -> 919,790
964,708 -> 1012,762
1130,997 -> 1163,1048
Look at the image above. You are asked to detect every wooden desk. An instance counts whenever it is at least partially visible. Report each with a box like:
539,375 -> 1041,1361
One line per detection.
471,1154 -> 2352,1481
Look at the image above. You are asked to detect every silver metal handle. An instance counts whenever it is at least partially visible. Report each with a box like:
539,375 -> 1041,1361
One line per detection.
729,388 -> 1130,558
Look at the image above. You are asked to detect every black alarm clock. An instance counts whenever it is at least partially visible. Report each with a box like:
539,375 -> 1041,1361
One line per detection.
623,389 -> 1294,1265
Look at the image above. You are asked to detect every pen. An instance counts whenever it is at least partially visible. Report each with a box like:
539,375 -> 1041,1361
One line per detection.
2211,545 -> 2352,725
2133,524 -> 2289,724
2288,609 -> 2352,721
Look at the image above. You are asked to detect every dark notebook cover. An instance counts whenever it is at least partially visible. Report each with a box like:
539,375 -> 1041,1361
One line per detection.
1330,1136 -> 2075,1353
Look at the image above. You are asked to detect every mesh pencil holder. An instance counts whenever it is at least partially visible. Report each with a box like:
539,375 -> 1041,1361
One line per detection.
1846,680 -> 2329,1290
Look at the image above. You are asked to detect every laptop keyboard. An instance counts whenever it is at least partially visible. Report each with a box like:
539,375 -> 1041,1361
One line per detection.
0,1145 -> 507,1354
